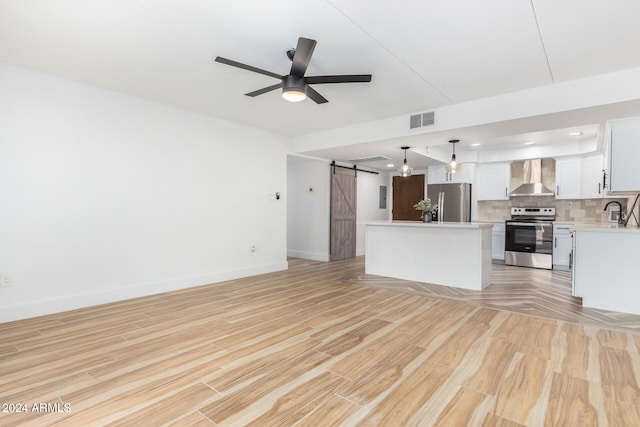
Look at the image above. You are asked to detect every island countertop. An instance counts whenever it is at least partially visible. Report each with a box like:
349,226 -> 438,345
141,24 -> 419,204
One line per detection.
365,221 -> 492,290
365,220 -> 494,229
572,226 -> 640,315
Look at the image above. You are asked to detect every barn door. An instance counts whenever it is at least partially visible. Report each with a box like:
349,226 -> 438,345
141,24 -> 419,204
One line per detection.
392,174 -> 425,221
330,166 -> 357,261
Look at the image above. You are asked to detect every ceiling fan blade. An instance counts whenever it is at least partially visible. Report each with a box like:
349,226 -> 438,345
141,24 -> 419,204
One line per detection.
305,74 -> 372,84
306,86 -> 328,104
245,83 -> 282,97
215,56 -> 282,80
290,37 -> 317,77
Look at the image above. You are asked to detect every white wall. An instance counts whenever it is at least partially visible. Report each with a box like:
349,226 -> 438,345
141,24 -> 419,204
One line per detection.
287,157 -> 390,260
356,170 -> 391,255
0,63 -> 289,322
292,66 -> 640,153
286,156 -> 331,261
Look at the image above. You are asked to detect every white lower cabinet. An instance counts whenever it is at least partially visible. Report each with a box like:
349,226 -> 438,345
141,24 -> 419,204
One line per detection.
553,223 -> 574,270
491,222 -> 505,261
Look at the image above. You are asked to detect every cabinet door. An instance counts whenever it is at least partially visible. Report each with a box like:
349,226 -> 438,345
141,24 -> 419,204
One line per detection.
491,222 -> 505,260
477,162 -> 510,200
555,158 -> 581,199
427,165 -> 448,184
451,162 -> 475,184
610,117 -> 640,192
428,163 -> 474,184
553,225 -> 573,269
581,154 -> 605,199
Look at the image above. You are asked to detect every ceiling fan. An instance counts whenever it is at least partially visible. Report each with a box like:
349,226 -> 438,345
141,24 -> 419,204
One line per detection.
214,37 -> 372,104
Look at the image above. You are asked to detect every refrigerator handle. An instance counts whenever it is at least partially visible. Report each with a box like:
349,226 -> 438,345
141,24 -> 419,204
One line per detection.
438,191 -> 444,223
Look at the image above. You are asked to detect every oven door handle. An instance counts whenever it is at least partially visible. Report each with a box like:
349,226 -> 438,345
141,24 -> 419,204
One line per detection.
506,222 -> 553,227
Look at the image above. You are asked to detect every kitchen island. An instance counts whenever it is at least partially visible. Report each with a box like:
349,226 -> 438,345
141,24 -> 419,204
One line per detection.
365,221 -> 493,290
572,224 -> 640,315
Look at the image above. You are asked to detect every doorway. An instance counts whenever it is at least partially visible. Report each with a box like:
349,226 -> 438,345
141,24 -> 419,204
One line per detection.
392,174 -> 425,221
330,166 -> 357,261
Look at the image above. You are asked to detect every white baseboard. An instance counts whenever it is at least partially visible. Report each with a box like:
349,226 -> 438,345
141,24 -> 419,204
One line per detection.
0,261 -> 289,323
287,250 -> 330,262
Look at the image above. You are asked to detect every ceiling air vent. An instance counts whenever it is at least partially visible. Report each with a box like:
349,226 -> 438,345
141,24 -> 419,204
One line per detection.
409,110 -> 436,129
348,155 -> 389,163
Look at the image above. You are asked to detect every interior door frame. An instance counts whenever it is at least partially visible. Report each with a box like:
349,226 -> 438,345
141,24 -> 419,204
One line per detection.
392,174 -> 425,221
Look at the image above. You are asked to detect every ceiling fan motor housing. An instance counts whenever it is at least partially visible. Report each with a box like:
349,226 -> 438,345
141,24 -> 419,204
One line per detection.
283,75 -> 306,95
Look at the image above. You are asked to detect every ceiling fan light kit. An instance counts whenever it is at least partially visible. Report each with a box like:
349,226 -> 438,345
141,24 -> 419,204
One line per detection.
281,75 -> 307,102
215,37 -> 372,104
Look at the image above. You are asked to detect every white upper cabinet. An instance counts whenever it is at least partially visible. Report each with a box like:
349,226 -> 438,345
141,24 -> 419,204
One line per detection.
555,158 -> 581,199
580,153 -> 605,199
427,163 -> 475,184
609,117 -> 640,192
427,165 -> 448,184
477,162 -> 510,200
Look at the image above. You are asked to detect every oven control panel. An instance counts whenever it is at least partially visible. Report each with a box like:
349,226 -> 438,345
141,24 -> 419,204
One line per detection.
510,207 -> 555,216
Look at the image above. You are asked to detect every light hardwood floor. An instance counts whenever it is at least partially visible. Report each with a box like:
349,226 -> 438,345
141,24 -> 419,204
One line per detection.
1,257 -> 639,426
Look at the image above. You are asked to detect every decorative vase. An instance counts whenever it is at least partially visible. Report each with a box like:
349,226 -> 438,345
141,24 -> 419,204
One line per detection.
423,213 -> 432,223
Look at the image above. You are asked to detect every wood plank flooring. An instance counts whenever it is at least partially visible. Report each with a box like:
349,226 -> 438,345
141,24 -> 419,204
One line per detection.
1,257 -> 639,426
348,261 -> 640,334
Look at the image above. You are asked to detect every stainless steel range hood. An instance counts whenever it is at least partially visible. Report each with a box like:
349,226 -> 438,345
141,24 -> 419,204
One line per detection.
509,159 -> 555,197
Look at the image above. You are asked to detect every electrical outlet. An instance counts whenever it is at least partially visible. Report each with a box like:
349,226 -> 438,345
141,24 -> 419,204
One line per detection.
250,245 -> 256,255
0,274 -> 12,288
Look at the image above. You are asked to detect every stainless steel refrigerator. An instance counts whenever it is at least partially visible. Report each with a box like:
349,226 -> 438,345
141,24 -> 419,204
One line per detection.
427,183 -> 472,222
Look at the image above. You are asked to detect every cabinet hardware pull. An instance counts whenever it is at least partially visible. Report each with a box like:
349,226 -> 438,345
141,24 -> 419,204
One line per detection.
555,237 -> 557,248
557,185 -> 559,196
569,251 -> 573,268
598,183 -> 601,194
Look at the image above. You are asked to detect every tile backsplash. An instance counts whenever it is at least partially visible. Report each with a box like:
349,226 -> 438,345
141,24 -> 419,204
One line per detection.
477,196 -> 629,222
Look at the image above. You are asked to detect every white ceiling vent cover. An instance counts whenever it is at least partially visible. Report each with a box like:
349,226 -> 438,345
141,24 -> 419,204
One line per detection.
348,155 -> 390,163
409,110 -> 436,129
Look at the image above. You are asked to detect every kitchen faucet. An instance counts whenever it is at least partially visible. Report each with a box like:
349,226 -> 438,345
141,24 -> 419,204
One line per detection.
604,201 -> 625,225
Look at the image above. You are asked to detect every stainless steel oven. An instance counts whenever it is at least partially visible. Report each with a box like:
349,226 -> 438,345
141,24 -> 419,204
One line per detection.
505,207 -> 555,269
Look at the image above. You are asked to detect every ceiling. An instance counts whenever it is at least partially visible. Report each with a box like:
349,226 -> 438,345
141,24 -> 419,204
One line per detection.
2,1 -> 640,169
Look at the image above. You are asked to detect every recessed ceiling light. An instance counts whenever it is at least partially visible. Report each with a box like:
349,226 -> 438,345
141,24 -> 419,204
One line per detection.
525,141 -> 536,145
471,143 -> 481,147
387,163 -> 394,168
569,131 -> 583,136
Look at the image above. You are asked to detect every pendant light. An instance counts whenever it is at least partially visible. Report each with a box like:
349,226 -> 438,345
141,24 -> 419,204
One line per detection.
399,146 -> 413,177
445,139 -> 462,174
